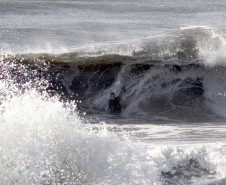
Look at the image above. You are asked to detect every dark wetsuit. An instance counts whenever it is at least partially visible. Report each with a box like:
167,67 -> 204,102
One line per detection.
108,97 -> 123,112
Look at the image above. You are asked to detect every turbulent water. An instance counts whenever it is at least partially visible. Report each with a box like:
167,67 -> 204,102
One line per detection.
1,0 -> 226,184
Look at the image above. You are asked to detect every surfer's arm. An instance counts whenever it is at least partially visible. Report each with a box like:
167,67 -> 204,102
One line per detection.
118,91 -> 123,99
118,86 -> 126,99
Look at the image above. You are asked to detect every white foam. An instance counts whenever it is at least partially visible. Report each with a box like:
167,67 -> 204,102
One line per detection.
195,27 -> 226,67
0,78 -> 226,184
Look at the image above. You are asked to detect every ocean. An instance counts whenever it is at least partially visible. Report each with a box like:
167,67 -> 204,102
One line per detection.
1,0 -> 226,184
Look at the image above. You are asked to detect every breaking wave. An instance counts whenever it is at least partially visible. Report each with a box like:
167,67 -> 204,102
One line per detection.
0,88 -> 226,184
1,26 -> 226,121
0,26 -> 226,184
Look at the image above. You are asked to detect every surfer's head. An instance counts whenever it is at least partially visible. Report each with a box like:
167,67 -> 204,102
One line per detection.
110,92 -> 115,100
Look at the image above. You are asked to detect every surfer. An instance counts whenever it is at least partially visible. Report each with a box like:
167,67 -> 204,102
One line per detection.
107,86 -> 126,113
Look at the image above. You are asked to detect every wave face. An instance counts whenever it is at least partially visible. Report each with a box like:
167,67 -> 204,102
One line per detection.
1,26 -> 226,122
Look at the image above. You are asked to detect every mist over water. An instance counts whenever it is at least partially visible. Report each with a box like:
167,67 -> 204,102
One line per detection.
1,0 -> 226,184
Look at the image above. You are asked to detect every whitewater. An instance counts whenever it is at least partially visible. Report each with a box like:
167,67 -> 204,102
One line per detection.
1,0 -> 226,184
